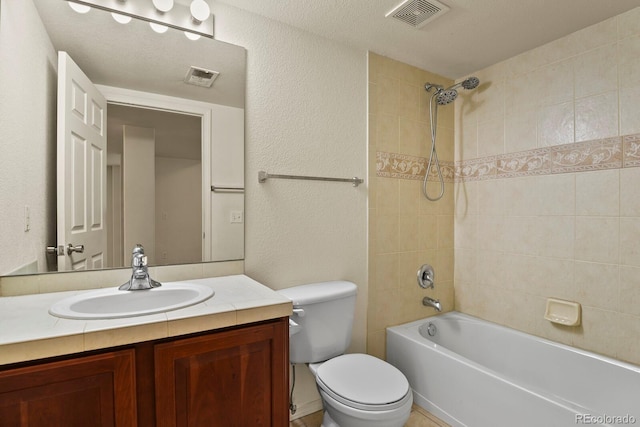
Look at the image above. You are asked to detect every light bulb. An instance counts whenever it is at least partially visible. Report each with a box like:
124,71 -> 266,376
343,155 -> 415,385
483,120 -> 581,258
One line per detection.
68,2 -> 91,14
149,22 -> 169,33
184,32 -> 201,41
152,0 -> 174,13
111,12 -> 132,24
190,0 -> 210,23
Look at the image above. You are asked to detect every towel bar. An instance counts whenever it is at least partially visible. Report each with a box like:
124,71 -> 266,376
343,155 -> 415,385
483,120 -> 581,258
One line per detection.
258,171 -> 363,187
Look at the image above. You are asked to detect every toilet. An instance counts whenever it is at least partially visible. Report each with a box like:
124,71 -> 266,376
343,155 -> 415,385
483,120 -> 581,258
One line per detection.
278,281 -> 412,427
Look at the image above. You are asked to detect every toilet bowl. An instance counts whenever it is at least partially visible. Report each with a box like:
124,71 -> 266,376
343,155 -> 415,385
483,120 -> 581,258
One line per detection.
309,354 -> 413,427
278,281 -> 413,427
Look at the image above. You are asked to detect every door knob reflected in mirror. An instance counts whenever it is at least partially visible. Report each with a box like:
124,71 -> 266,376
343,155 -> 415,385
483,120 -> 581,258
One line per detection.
46,246 -> 63,256
66,244 -> 85,255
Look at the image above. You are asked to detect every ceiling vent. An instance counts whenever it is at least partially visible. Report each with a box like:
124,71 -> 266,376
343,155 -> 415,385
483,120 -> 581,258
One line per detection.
184,66 -> 219,88
386,0 -> 450,28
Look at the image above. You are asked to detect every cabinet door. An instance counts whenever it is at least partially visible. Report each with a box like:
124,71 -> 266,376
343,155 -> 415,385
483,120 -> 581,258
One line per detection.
0,350 -> 137,427
155,319 -> 288,427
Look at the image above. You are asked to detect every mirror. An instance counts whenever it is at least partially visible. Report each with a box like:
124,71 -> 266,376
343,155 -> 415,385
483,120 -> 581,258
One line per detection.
0,0 -> 246,277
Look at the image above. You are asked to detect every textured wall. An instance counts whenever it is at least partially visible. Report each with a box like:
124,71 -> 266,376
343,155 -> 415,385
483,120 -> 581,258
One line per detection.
210,3 -> 368,417
454,7 -> 640,365
0,0 -> 57,274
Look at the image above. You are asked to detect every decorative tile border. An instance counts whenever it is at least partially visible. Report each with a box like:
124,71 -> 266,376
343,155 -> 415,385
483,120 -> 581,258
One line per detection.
376,152 -> 425,179
456,157 -> 496,181
624,134 -> 640,167
375,151 -> 455,181
495,148 -> 551,178
549,137 -> 622,174
376,133 -> 640,182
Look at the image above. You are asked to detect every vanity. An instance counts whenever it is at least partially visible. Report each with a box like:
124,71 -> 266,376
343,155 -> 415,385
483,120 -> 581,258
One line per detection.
0,2 -> 283,424
0,275 -> 292,426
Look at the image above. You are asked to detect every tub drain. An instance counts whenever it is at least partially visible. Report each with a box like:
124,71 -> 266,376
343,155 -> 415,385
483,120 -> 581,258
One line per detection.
426,322 -> 437,336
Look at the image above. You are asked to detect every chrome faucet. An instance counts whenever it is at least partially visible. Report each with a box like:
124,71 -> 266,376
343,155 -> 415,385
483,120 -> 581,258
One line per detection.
119,245 -> 161,291
422,296 -> 441,312
418,263 -> 440,311
417,264 -> 435,289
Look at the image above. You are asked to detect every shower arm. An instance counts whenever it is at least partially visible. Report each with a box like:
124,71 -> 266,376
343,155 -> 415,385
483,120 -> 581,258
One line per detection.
425,83 -> 443,92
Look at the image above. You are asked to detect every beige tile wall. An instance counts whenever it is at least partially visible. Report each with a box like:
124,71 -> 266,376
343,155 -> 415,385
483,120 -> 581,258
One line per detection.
367,53 -> 455,359
454,7 -> 640,365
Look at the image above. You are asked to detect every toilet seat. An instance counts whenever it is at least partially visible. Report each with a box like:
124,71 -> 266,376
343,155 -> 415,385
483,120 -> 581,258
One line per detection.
315,354 -> 411,411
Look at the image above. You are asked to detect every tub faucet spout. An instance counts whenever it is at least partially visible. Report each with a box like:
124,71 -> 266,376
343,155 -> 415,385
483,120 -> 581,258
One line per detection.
423,296 -> 441,312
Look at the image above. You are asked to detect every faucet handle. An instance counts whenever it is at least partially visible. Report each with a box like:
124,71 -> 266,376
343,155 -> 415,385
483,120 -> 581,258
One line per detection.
132,254 -> 147,267
132,253 -> 147,268
140,254 -> 148,267
417,264 -> 435,289
131,245 -> 147,268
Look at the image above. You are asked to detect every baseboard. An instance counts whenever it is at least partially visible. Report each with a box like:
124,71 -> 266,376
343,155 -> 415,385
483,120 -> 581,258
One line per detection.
289,398 -> 323,421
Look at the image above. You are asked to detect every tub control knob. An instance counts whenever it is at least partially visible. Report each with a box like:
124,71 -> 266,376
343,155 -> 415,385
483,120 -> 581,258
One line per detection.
417,264 -> 435,289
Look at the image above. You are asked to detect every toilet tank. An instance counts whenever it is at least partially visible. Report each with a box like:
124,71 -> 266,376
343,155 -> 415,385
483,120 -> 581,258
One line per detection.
278,281 -> 357,364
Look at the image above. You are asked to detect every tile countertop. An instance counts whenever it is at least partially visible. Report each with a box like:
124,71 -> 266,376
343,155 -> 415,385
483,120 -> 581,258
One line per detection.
0,275 -> 292,365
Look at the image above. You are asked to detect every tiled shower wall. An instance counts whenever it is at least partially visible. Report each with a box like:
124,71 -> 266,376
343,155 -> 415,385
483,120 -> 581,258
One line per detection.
367,53 -> 455,358
454,7 -> 640,365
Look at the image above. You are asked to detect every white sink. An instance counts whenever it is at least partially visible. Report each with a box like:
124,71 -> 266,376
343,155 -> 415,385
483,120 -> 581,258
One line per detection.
49,282 -> 215,320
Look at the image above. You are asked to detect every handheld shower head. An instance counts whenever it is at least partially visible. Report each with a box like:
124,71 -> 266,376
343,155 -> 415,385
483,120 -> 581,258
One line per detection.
436,89 -> 458,105
422,75 -> 480,201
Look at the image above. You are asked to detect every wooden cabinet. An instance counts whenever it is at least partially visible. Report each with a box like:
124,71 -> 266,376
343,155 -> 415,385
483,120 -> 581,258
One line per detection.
0,350 -> 137,427
155,320 -> 289,427
0,318 -> 289,427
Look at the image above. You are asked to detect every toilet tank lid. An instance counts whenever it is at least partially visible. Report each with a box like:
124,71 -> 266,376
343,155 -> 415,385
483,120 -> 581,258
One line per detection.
277,281 -> 357,306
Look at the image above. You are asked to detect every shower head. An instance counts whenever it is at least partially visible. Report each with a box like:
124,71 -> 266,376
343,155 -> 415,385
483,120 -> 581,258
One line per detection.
436,89 -> 458,105
426,76 -> 480,106
461,76 -> 480,90
445,76 -> 480,92
423,76 -> 479,201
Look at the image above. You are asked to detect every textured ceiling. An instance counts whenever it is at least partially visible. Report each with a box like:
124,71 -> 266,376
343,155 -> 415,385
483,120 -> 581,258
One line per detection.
215,0 -> 640,78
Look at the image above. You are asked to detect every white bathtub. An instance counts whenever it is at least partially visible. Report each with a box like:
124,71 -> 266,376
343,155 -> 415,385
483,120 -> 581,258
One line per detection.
387,312 -> 640,427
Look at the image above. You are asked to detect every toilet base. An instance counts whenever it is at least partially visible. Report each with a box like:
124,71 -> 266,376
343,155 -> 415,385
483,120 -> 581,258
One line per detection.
320,410 -> 339,427
318,388 -> 412,427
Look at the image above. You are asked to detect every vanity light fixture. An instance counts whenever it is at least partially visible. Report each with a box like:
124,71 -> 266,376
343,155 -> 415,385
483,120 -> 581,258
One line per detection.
66,0 -> 214,39
152,0 -> 174,13
111,12 -> 132,24
149,22 -> 169,33
184,31 -> 201,41
189,0 -> 210,23
68,2 -> 91,13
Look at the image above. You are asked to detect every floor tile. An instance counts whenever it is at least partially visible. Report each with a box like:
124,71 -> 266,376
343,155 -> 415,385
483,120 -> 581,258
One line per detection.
289,405 -> 450,427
